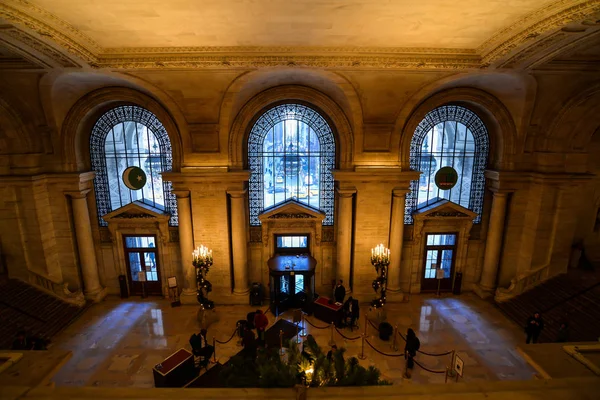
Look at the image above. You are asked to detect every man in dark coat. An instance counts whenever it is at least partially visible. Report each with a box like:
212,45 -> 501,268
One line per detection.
242,325 -> 257,361
525,312 -> 544,344
343,296 -> 360,330
334,280 -> 346,304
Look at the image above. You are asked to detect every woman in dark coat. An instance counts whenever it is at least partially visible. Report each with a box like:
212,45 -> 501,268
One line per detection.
404,328 -> 420,379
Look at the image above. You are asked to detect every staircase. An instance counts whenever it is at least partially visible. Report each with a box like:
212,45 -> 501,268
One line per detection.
497,268 -> 600,343
0,279 -> 91,349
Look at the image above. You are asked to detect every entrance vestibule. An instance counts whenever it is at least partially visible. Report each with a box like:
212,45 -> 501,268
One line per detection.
123,235 -> 162,296
421,233 -> 457,292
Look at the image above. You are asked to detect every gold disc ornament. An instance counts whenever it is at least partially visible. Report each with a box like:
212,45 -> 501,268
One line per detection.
122,166 -> 147,190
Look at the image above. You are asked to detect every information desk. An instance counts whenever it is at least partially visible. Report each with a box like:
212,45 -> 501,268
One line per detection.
313,296 -> 344,327
153,348 -> 196,388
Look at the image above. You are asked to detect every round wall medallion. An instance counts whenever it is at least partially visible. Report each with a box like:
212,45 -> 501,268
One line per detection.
122,166 -> 147,190
434,166 -> 458,190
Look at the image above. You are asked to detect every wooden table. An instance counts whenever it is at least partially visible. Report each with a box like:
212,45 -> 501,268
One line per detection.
153,348 -> 196,388
313,296 -> 344,327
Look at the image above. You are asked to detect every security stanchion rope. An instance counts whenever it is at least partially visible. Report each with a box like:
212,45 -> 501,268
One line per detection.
304,316 -> 330,329
364,338 -> 404,357
334,326 -> 361,341
413,359 -> 446,374
396,330 -> 453,357
215,323 -> 239,344
367,319 -> 380,331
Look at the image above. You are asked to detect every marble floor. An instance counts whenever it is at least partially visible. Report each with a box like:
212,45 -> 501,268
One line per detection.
49,293 -> 536,387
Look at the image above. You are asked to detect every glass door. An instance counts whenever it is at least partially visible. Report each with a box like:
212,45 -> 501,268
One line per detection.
124,235 -> 162,296
421,233 -> 457,292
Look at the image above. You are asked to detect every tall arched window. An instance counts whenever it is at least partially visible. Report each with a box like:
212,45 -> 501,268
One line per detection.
405,105 -> 489,224
248,104 -> 335,226
90,105 -> 178,226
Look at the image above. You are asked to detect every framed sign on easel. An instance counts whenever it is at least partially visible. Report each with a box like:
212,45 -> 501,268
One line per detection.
168,276 -> 181,307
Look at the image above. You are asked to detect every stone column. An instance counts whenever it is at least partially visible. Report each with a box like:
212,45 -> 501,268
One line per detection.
387,189 -> 408,294
70,191 -> 106,302
174,191 -> 196,304
336,188 -> 355,291
229,190 -> 249,295
475,191 -> 509,298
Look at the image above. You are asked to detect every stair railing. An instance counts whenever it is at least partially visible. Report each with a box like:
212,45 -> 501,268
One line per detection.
26,270 -> 86,307
494,263 -> 550,303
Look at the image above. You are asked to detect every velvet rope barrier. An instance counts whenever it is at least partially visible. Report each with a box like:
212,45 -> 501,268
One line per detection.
396,330 -> 454,357
364,338 -> 404,357
413,359 -> 447,374
304,316 -> 330,329
334,326 -> 361,341
215,323 -> 239,344
367,319 -> 380,331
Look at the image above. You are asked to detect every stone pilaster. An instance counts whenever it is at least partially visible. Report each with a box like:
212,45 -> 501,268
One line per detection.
387,189 -> 408,295
336,188 -> 356,291
68,190 -> 107,302
229,190 -> 249,295
173,190 -> 196,304
474,190 -> 509,298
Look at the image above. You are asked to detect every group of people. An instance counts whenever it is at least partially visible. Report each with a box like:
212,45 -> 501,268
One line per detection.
333,280 -> 360,331
11,330 -> 49,351
241,309 -> 269,361
524,311 -> 569,344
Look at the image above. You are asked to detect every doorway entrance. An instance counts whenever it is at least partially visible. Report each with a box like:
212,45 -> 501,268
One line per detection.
123,235 -> 162,296
421,233 -> 457,292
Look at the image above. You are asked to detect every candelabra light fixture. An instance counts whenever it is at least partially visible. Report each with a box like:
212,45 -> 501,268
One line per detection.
371,243 -> 390,308
193,245 -> 214,309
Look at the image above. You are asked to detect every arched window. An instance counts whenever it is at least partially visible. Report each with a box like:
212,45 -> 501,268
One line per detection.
405,105 -> 489,224
90,105 -> 178,226
248,104 -> 335,225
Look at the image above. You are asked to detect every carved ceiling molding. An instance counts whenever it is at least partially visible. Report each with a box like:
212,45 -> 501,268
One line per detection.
1,0 -> 599,71
0,26 -> 79,68
479,0 -> 600,66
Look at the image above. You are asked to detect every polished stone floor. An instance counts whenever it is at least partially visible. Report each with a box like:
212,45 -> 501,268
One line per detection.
50,293 -> 536,387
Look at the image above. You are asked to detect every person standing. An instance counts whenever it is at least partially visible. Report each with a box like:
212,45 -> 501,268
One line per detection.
242,325 -> 257,361
525,312 -> 544,344
254,309 -> 268,346
343,296 -> 359,331
404,328 -> 420,379
334,280 -> 346,304
556,322 -> 569,343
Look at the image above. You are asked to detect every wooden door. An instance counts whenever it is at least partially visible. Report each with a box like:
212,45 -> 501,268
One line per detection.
124,235 -> 162,296
421,233 -> 457,292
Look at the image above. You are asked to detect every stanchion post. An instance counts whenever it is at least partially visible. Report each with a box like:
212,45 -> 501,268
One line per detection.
212,337 -> 217,363
358,334 -> 367,360
445,366 -> 449,383
300,314 -> 307,337
392,325 -> 398,351
296,322 -> 301,344
279,329 -> 283,355
329,322 -> 335,346
363,314 -> 367,336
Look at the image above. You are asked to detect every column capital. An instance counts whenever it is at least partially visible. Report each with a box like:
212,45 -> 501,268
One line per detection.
392,188 -> 410,197
227,189 -> 248,198
172,190 -> 191,199
65,189 -> 91,199
336,188 -> 356,198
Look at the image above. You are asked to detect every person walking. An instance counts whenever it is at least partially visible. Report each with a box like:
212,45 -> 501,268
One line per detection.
525,312 -> 544,344
254,309 -> 268,346
403,328 -> 420,379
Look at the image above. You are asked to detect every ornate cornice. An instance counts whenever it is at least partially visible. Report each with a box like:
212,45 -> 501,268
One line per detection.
1,0 -> 599,71
479,0 -> 600,66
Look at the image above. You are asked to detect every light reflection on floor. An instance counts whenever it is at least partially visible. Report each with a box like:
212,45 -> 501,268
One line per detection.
50,293 -> 536,387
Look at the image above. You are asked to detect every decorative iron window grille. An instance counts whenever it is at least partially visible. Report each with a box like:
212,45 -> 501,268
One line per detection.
90,105 -> 178,226
405,105 -> 489,224
248,104 -> 335,226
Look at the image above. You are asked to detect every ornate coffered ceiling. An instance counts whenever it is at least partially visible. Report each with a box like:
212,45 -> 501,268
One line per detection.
0,0 -> 599,70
